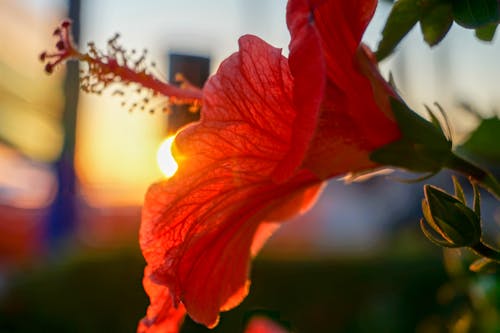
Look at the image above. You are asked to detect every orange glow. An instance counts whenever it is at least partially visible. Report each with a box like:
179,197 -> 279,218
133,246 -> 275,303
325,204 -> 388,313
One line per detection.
157,136 -> 178,178
75,96 -> 166,207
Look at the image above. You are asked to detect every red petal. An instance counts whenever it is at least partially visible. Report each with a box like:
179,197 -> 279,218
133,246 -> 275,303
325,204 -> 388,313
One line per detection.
272,0 -> 325,182
301,0 -> 378,87
244,317 -> 289,333
140,35 -> 323,329
137,267 -> 186,333
286,0 -> 401,179
355,44 -> 399,121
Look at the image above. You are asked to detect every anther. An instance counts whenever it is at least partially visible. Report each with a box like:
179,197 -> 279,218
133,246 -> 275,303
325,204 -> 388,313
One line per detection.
45,63 -> 54,74
56,40 -> 65,50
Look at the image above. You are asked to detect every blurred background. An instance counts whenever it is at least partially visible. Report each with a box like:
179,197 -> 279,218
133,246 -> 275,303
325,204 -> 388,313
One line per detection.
0,0 -> 499,332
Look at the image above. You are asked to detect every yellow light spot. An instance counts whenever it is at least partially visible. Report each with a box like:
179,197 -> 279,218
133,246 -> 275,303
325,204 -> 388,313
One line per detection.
157,136 -> 178,178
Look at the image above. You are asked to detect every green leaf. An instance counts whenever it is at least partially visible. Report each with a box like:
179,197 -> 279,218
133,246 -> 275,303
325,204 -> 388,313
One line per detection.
378,0 -> 499,57
457,116 -> 500,166
422,199 -> 438,232
475,22 -> 498,41
472,181 -> 481,218
420,3 -> 454,46
425,105 -> 446,137
469,257 -> 498,272
388,72 -> 398,91
377,0 -> 422,60
452,0 -> 500,28
390,99 -> 450,148
420,219 -> 459,248
452,176 -> 467,205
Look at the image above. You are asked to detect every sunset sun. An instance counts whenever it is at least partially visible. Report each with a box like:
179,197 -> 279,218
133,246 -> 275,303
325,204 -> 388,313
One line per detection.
156,136 -> 178,178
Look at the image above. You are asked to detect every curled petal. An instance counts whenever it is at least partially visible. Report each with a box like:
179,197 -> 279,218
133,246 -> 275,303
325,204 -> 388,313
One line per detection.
287,0 -> 401,179
140,35 -> 323,329
304,0 -> 378,87
138,267 -> 186,333
277,0 -> 381,181
273,0 -> 325,182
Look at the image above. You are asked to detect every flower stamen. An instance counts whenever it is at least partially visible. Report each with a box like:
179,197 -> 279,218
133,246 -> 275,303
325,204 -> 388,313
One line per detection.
41,20 -> 203,110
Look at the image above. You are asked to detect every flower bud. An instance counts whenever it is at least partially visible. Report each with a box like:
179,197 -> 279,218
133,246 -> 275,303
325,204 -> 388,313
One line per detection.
420,185 -> 481,248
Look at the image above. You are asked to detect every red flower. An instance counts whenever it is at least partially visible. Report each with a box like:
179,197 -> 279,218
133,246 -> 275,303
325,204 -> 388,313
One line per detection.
138,0 -> 401,331
244,317 -> 290,333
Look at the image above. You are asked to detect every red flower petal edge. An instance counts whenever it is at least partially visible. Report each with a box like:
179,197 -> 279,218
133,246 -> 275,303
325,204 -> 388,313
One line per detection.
137,267 -> 186,333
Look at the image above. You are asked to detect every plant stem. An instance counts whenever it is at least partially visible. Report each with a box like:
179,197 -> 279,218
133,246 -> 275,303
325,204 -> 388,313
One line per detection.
471,242 -> 500,263
445,153 -> 500,199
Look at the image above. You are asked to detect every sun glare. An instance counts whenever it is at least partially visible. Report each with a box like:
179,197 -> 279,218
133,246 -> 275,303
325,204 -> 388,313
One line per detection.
157,136 -> 178,178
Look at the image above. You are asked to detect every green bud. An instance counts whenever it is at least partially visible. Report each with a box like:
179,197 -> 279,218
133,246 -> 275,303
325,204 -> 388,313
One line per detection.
420,185 -> 481,248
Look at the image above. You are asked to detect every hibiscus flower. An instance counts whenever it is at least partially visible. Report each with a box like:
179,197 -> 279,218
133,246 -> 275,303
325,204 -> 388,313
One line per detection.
41,0 -> 405,331
138,0 -> 401,331
41,0 -> 500,330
